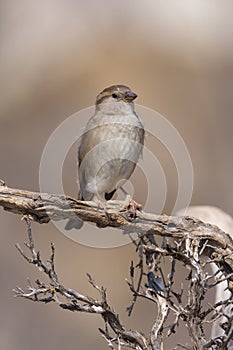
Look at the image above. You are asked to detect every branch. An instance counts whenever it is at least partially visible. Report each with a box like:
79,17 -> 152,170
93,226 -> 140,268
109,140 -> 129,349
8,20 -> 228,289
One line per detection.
1,180 -> 233,348
1,181 -> 233,272
14,217 -> 149,350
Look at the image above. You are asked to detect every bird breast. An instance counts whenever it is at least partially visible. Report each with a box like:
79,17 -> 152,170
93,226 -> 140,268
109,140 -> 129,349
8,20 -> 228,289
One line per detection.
78,112 -> 144,200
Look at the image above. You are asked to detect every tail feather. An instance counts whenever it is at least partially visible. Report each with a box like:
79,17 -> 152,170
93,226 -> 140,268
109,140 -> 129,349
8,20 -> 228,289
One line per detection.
65,217 -> 83,230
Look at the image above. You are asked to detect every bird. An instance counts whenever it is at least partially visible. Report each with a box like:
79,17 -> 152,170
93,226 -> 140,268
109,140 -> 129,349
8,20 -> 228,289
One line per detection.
65,84 -> 144,230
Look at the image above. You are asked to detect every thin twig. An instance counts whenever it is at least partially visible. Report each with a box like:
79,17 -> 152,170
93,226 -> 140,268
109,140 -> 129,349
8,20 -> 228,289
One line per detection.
1,181 -> 232,349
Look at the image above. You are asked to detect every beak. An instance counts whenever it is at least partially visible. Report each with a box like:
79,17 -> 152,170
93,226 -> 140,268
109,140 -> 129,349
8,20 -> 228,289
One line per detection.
123,91 -> 137,102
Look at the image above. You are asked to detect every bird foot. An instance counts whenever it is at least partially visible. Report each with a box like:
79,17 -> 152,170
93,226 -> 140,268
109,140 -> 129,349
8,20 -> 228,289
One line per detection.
94,198 -> 112,226
94,199 -> 114,228
123,195 -> 142,218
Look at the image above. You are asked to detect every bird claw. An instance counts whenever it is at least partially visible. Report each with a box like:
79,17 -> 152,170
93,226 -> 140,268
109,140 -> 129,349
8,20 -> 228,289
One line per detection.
123,195 -> 142,219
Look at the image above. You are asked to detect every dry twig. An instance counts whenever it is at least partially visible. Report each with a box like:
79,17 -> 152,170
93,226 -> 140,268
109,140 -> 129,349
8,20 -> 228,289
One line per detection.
1,181 -> 233,349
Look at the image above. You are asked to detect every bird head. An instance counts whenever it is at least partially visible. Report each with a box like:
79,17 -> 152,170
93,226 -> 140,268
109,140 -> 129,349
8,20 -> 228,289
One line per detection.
95,85 -> 137,114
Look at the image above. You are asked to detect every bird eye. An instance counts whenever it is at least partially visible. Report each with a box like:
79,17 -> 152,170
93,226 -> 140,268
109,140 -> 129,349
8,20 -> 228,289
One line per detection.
112,93 -> 119,99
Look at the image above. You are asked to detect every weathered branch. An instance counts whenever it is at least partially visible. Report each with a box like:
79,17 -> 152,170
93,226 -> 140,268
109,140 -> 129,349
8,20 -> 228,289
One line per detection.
14,217 -> 149,350
1,181 -> 233,272
1,180 -> 233,349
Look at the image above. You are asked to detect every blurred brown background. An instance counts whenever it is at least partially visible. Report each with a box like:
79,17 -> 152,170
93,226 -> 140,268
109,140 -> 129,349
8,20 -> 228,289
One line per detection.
0,1 -> 233,349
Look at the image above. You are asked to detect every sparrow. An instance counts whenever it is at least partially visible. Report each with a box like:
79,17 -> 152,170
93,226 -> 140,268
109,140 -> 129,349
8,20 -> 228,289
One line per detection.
65,85 -> 144,229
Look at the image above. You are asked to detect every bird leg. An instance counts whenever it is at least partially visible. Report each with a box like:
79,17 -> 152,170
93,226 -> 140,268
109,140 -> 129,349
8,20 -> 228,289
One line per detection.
93,195 -> 113,227
118,187 -> 142,220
